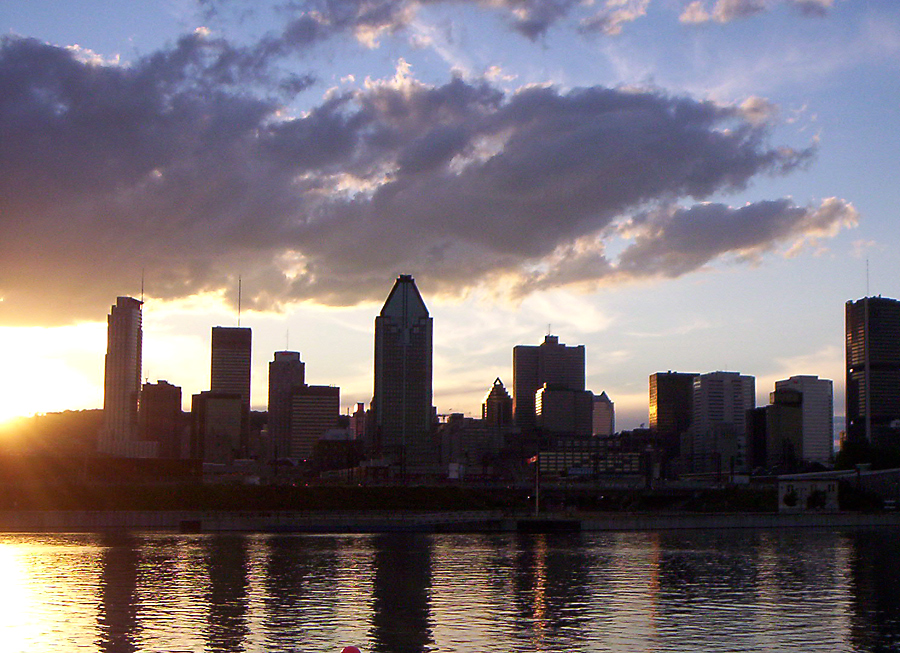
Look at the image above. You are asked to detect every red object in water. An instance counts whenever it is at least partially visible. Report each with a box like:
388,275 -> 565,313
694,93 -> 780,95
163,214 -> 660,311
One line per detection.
341,648 -> 361,653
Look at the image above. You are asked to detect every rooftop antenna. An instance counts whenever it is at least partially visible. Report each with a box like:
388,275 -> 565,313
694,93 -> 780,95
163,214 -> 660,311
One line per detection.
237,276 -> 242,327
286,329 -> 290,350
140,268 -> 145,303
866,258 -> 870,297
547,323 -> 552,336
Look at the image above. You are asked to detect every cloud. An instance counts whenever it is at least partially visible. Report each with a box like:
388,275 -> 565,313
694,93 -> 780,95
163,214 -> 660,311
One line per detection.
0,35 -> 851,326
680,0 -> 834,24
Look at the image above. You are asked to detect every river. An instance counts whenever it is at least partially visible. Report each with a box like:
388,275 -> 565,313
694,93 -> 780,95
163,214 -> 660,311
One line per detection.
3,528 -> 899,652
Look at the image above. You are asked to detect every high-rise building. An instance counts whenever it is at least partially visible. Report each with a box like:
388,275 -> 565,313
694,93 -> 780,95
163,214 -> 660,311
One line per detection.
373,274 -> 434,473
211,326 -> 251,452
268,351 -> 306,460
535,384 -> 594,436
845,297 -> 900,446
649,371 -> 697,456
775,375 -> 834,465
191,391 -> 243,464
291,384 -> 340,460
685,371 -> 755,474
592,391 -> 615,437
512,335 -> 585,431
99,296 -> 143,455
139,380 -> 182,459
483,378 -> 513,427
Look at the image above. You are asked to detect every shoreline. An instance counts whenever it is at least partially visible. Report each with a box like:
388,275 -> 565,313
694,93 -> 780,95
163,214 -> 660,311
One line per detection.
1,509 -> 899,534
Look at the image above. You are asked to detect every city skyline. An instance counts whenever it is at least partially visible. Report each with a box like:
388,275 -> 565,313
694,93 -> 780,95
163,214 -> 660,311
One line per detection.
3,1 -> 900,428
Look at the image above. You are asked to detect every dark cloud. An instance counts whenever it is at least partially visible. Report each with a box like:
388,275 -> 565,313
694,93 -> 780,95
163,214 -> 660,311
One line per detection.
0,35 -> 852,326
680,0 -> 834,24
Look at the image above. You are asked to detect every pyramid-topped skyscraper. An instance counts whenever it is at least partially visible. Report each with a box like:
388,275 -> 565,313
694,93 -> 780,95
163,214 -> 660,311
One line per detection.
373,274 -> 434,475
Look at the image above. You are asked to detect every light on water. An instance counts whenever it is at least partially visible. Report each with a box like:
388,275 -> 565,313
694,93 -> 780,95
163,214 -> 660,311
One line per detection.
2,529 -> 899,652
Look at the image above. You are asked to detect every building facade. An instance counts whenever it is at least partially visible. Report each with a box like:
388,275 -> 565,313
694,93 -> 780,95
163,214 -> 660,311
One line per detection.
685,371 -> 755,474
373,275 -> 434,473
592,391 -> 615,437
290,385 -> 340,461
138,380 -> 182,459
268,351 -> 306,460
649,371 -> 697,457
99,296 -> 144,456
775,375 -> 834,465
512,335 -> 585,431
483,378 -> 513,427
846,296 -> 900,446
211,326 -> 252,452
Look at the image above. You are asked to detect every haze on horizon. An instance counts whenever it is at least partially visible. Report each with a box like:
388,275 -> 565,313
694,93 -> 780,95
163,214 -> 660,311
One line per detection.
2,0 -> 898,428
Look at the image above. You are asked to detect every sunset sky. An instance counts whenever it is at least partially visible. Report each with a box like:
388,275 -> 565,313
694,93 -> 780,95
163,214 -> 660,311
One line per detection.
2,0 -> 898,428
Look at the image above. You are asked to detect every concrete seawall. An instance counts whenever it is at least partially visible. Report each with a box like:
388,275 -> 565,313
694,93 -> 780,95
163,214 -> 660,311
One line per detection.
1,510 -> 899,533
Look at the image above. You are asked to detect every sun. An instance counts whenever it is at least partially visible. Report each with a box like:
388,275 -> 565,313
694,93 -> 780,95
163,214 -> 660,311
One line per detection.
0,325 -> 105,424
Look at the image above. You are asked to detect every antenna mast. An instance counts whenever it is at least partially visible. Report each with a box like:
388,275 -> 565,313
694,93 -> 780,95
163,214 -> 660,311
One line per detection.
141,268 -> 145,303
238,276 -> 242,327
866,258 -> 870,297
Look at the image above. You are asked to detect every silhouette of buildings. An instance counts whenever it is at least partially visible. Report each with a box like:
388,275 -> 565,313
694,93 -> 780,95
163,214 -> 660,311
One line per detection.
483,378 -> 513,427
649,371 -> 697,458
845,296 -> 900,446
211,326 -> 251,454
99,296 -> 154,457
138,380 -> 183,459
512,335 -> 585,431
683,371 -> 755,474
191,391 -> 243,464
592,391 -> 615,437
536,384 -> 593,436
268,351 -> 306,460
291,384 -> 340,460
373,274 -> 434,474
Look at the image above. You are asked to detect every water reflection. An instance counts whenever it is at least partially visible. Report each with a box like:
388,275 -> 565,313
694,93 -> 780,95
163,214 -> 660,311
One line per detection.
369,534 -> 433,653
203,535 -> 249,653
97,534 -> 140,653
5,528 -> 900,652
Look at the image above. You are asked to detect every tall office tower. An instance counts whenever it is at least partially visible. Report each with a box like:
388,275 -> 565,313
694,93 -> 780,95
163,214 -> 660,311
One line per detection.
687,371 -> 755,473
100,296 -> 143,454
649,371 -> 698,456
592,391 -> 615,437
268,351 -> 306,460
373,274 -> 434,473
291,384 -> 340,460
775,375 -> 834,465
483,378 -> 513,427
138,380 -> 182,459
512,335 -> 585,431
191,391 -> 243,464
846,297 -> 900,446
211,326 -> 252,452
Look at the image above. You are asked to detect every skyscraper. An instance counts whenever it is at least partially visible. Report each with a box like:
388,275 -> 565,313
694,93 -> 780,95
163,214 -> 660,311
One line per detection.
268,351 -> 306,460
845,296 -> 900,446
774,375 -> 833,465
291,384 -> 340,460
211,326 -> 252,452
99,296 -> 143,454
512,335 -> 585,431
649,371 -> 697,456
373,274 -> 434,473
686,371 -> 755,474
483,378 -> 513,427
138,380 -> 182,459
592,391 -> 615,437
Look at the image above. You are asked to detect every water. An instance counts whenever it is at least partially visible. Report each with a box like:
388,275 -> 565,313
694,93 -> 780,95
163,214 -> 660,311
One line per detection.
2,528 -> 900,652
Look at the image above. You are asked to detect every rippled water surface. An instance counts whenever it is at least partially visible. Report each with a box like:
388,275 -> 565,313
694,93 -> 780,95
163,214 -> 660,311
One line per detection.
3,528 -> 900,652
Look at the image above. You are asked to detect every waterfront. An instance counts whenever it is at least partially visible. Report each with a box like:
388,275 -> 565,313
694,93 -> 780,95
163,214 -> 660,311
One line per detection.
4,528 -> 900,652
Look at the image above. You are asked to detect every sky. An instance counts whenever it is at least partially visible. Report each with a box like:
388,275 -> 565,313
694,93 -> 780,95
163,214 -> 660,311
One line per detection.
1,0 -> 898,429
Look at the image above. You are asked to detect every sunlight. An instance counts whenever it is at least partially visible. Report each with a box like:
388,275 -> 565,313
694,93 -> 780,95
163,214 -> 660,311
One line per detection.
0,545 -> 38,650
0,325 -> 105,423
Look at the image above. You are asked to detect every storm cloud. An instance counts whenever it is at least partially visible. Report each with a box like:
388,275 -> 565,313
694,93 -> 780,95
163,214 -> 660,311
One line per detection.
0,34 -> 854,326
